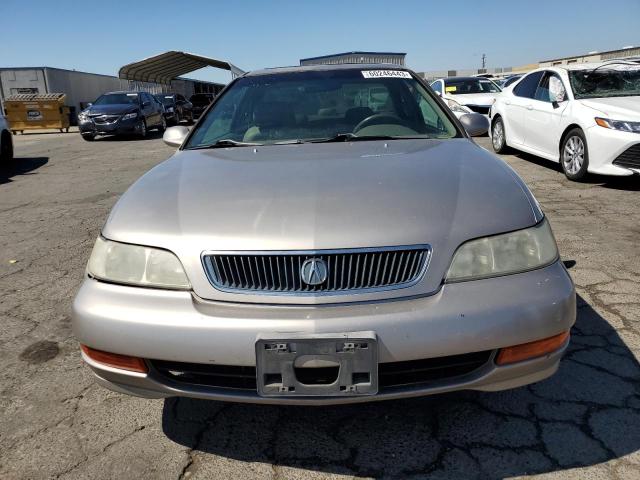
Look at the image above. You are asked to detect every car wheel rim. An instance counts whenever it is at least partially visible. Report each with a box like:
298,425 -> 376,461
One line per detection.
492,121 -> 504,149
563,136 -> 584,175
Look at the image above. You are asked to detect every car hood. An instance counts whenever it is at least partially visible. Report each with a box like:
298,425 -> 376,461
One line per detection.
103,139 -> 542,304
447,93 -> 499,106
578,96 -> 640,120
87,104 -> 138,116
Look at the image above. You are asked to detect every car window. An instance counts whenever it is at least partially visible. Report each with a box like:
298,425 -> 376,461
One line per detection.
503,76 -> 521,88
443,78 -> 501,94
187,69 -> 460,148
155,95 -> 175,106
93,93 -> 140,106
569,64 -> 640,99
535,72 -> 567,102
513,71 -> 544,99
430,81 -> 443,94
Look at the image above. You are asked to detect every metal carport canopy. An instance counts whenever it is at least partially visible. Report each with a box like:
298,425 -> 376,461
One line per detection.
118,51 -> 245,84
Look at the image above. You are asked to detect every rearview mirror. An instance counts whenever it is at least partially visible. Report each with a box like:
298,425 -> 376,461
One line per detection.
459,113 -> 489,137
163,126 -> 190,148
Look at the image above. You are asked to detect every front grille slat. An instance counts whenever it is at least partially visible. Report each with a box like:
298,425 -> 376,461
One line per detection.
150,350 -> 491,392
613,144 -> 640,169
203,246 -> 430,295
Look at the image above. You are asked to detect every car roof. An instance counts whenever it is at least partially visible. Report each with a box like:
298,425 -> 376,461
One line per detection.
104,91 -> 142,95
532,61 -> 640,74
245,63 -> 411,77
441,76 -> 493,82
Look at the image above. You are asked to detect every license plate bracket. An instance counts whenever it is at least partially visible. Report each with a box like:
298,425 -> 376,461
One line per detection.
256,331 -> 378,397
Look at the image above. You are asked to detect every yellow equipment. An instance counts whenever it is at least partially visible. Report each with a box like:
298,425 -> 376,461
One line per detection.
4,93 -> 70,134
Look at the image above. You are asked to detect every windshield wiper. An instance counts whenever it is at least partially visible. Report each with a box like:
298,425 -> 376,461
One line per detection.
189,139 -> 263,149
311,133 -> 432,143
311,133 -> 396,143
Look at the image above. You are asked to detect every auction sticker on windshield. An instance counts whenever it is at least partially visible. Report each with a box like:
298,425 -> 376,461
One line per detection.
362,70 -> 412,79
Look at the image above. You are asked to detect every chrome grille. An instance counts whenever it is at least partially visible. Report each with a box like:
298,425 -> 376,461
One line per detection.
202,246 -> 430,295
91,115 -> 119,124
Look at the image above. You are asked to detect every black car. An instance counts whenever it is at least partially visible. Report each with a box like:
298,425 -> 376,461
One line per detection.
189,93 -> 215,119
77,91 -> 166,141
154,93 -> 193,125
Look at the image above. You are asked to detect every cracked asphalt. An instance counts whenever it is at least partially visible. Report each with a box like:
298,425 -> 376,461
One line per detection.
1,130 -> 639,479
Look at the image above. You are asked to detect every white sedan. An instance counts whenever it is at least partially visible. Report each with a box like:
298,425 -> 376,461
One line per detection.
489,62 -> 640,180
431,76 -> 502,118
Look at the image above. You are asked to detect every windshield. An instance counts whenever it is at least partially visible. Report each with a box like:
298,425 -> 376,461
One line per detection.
186,69 -> 459,148
569,65 -> 640,99
155,95 -> 175,106
444,78 -> 501,94
93,93 -> 140,106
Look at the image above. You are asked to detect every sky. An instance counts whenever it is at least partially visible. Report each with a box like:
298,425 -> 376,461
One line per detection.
1,0 -> 639,84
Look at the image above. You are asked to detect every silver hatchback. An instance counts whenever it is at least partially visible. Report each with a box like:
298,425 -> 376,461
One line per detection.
73,64 -> 575,404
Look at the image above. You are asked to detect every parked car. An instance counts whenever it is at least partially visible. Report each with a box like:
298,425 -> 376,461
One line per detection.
0,113 -> 13,163
431,76 -> 502,117
501,75 -> 523,89
189,93 -> 215,119
490,61 -> 640,180
73,64 -> 574,405
154,93 -> 193,125
77,91 -> 166,141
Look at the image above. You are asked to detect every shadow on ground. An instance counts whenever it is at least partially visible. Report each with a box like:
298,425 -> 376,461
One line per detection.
514,151 -> 640,191
0,157 -> 48,184
162,296 -> 640,478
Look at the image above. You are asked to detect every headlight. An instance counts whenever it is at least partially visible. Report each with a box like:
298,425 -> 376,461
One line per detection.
78,111 -> 89,122
121,112 -> 138,121
595,117 -> 640,133
87,237 -> 190,289
446,99 -> 472,114
446,219 -> 558,282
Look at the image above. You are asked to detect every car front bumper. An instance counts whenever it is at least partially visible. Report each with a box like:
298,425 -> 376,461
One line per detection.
79,118 -> 142,136
72,260 -> 576,405
585,125 -> 640,176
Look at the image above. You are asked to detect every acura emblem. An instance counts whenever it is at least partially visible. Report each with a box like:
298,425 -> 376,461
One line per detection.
300,258 -> 328,285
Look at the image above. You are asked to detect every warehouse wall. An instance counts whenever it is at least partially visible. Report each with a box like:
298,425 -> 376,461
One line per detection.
43,68 -> 122,112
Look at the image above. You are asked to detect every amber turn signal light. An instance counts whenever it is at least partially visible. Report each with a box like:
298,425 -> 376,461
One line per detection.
80,344 -> 148,373
496,331 -> 570,366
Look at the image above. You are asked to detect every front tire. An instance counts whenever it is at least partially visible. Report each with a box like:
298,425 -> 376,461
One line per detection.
1,131 -> 14,163
138,120 -> 147,139
561,128 -> 589,181
81,133 -> 95,142
491,117 -> 509,154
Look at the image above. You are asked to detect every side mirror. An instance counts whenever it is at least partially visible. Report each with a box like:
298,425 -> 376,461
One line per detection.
459,113 -> 489,137
163,126 -> 190,148
552,101 -> 560,109
86,102 -> 93,108
435,91 -> 442,97
142,101 -> 150,107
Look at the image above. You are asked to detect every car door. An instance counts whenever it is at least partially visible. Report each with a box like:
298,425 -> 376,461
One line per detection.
503,71 -> 544,146
524,71 -> 569,157
139,93 -> 153,124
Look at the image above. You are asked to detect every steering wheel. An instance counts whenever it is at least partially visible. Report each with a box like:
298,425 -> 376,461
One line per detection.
353,113 -> 407,133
